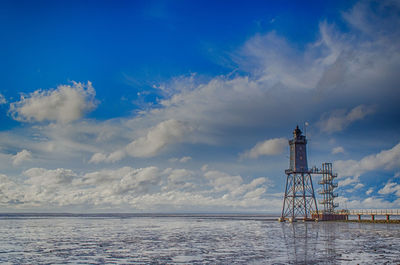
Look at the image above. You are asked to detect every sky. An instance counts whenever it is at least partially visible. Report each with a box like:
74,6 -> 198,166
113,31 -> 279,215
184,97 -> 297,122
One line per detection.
0,0 -> 399,213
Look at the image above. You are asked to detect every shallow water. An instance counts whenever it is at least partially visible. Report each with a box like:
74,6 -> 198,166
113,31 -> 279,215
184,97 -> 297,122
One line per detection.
0,215 -> 399,264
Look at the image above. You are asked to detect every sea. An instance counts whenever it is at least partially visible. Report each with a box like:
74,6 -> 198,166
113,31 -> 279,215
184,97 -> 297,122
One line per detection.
0,213 -> 399,264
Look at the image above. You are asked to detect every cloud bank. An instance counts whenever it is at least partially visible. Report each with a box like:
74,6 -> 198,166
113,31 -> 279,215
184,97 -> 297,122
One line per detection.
0,166 -> 275,211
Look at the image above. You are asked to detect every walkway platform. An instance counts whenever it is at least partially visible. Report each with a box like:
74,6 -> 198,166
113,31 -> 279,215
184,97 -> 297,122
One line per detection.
311,209 -> 400,221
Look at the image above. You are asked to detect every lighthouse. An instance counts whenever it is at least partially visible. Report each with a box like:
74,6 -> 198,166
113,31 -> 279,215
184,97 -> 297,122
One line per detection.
280,126 -> 318,222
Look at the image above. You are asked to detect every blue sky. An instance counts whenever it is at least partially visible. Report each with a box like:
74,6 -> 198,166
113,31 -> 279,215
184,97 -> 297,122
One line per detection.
0,0 -> 399,213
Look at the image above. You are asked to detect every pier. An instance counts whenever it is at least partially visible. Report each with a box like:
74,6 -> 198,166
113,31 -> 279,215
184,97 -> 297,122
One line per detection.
312,209 -> 400,222
344,209 -> 400,221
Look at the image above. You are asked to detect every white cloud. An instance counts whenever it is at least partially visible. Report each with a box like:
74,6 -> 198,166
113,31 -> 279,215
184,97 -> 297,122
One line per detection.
354,183 -> 364,190
243,187 -> 266,199
89,119 -> 192,163
12,149 -> 32,166
0,93 -> 6,105
24,168 -> 76,187
88,153 -> 108,164
332,146 -> 345,154
165,168 -> 193,183
19,166 -> 163,207
179,156 -> 192,163
336,195 -> 400,209
378,182 -> 400,197
88,150 -> 127,164
366,188 -> 373,195
168,158 -> 178,163
204,170 -> 243,193
201,164 -> 209,172
241,138 -> 287,159
342,1 -> 400,37
169,156 -> 192,163
204,170 -> 269,202
0,174 -> 24,206
319,105 -> 376,133
334,142 -> 400,180
338,176 -> 359,187
163,168 -> 195,190
9,81 -> 97,123
238,31 -> 322,90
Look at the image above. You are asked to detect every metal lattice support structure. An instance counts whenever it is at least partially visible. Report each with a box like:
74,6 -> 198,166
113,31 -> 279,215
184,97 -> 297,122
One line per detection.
280,126 -> 318,221
281,172 -> 318,221
318,163 -> 338,213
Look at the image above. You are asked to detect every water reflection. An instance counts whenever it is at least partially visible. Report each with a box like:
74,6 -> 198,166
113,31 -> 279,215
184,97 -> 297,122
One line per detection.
281,222 -> 339,264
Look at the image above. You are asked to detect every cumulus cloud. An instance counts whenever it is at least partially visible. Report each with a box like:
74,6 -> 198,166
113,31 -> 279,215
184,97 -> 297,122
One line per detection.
319,105 -> 376,133
89,119 -> 192,163
0,174 -> 24,206
125,119 -> 190,158
163,168 -> 195,191
12,149 -> 32,166
332,146 -> 345,154
24,168 -> 76,187
204,170 -> 244,193
241,138 -> 287,159
9,81 -> 97,123
204,170 -> 269,200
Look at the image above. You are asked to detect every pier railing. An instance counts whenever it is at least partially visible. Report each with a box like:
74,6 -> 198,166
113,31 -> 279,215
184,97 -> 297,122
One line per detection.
312,209 -> 400,215
311,209 -> 400,221
346,209 -> 400,216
